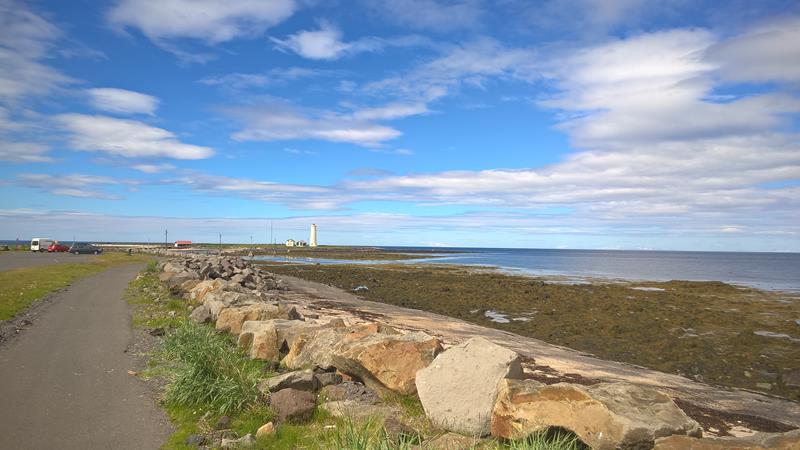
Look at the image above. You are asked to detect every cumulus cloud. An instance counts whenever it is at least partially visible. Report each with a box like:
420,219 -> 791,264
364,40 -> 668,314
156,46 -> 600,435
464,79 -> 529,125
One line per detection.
56,114 -> 214,159
87,88 -> 160,115
107,0 -> 296,44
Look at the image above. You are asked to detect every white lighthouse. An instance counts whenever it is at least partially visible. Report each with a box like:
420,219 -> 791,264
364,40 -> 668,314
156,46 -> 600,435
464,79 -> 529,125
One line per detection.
309,224 -> 318,247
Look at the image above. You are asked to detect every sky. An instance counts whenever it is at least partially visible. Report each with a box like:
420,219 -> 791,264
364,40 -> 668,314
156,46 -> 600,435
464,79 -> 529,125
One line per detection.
0,0 -> 799,251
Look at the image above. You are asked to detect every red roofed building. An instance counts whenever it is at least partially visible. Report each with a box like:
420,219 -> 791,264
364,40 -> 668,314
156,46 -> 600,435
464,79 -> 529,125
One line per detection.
173,240 -> 192,248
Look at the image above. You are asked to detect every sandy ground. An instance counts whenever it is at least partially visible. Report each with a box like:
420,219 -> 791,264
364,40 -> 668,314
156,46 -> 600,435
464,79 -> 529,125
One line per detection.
274,272 -> 800,433
0,264 -> 173,449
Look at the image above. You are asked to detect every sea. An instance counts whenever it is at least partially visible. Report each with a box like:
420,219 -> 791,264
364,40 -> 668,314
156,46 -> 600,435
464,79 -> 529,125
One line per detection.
251,247 -> 800,293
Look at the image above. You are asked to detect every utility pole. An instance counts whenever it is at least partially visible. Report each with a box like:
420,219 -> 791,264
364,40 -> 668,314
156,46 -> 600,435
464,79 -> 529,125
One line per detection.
165,229 -> 168,249
219,233 -> 222,256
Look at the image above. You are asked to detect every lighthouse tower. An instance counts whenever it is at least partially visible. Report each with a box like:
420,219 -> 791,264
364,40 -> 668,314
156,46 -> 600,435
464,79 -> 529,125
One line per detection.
309,224 -> 318,247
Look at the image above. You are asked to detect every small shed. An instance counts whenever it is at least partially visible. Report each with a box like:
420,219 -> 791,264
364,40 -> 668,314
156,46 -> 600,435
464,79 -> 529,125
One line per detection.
174,240 -> 192,248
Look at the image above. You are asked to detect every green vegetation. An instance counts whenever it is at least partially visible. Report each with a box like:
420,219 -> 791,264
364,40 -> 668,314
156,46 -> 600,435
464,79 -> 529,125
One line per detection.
257,261 -> 800,400
161,322 -> 266,415
0,252 -> 153,321
126,265 -> 587,450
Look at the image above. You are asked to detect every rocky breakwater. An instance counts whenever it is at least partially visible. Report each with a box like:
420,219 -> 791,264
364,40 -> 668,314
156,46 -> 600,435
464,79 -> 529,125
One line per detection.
158,257 -> 800,449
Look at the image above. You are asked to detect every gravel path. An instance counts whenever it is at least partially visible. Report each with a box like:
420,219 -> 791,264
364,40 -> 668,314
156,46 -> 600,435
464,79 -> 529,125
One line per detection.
0,264 -> 173,449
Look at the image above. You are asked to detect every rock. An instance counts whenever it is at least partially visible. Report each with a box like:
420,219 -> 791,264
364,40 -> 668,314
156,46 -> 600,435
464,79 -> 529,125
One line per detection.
383,415 -> 416,440
180,279 -> 201,294
282,327 -> 349,370
189,305 -> 212,324
654,429 -> 800,449
783,370 -> 800,388
491,379 -> 702,450
269,388 -> 316,424
332,331 -> 442,395
320,401 -> 401,420
216,304 -> 289,335
319,381 -> 380,404
188,279 -> 225,302
255,422 -> 274,439
166,271 -> 200,292
260,369 -> 319,394
216,415 -> 231,429
416,337 -> 523,436
220,433 -> 255,448
237,319 -> 306,361
149,327 -> 165,337
185,434 -> 206,446
314,371 -> 343,388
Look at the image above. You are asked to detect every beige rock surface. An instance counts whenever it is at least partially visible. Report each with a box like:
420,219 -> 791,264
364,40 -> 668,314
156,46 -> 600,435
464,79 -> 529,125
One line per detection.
491,379 -> 701,450
416,337 -> 523,436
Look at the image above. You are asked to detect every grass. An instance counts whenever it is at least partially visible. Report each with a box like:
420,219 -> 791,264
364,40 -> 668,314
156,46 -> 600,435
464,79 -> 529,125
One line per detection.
0,252 -> 153,321
160,321 -> 268,415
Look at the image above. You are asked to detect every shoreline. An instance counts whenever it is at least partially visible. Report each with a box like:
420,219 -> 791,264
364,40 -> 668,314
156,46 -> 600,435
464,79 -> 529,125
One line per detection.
254,260 -> 800,401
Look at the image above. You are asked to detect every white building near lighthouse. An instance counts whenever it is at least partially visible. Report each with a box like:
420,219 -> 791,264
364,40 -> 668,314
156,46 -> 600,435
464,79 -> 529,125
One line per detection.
309,224 -> 318,247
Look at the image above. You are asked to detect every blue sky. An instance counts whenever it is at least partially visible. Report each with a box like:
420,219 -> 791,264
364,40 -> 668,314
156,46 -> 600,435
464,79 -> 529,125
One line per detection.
1,0 -> 799,251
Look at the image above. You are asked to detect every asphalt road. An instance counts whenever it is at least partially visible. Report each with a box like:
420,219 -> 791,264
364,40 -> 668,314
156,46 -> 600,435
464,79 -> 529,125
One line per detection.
0,264 -> 173,449
0,251 -> 99,271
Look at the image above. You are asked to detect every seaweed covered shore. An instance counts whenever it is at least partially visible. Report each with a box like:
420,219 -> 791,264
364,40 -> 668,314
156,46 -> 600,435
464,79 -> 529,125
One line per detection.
255,262 -> 800,401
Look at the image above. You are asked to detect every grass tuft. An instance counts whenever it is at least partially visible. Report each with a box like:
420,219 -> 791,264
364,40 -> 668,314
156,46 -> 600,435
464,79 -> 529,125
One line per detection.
160,321 -> 266,415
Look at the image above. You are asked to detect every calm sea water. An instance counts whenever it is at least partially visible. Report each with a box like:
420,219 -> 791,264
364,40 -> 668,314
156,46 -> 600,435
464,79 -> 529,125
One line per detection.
253,247 -> 800,292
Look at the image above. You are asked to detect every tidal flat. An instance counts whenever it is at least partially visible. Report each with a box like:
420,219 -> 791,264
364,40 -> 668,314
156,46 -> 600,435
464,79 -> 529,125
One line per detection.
256,261 -> 800,400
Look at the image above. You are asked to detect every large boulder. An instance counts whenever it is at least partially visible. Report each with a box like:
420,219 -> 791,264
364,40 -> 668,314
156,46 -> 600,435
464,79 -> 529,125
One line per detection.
189,305 -> 211,324
203,291 -> 255,320
332,331 -> 442,395
188,279 -> 226,302
281,322 -> 370,370
319,381 -> 380,405
216,304 -> 282,335
416,337 -> 523,436
491,379 -> 702,450
237,319 -> 306,361
654,430 -> 800,450
269,388 -> 316,424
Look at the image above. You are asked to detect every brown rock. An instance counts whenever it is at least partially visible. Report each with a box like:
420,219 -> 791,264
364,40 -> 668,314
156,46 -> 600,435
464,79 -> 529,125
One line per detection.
332,331 -> 442,395
215,304 -> 288,335
654,430 -> 800,450
269,388 -> 316,423
491,379 -> 702,450
237,319 -> 304,361
255,422 -> 274,439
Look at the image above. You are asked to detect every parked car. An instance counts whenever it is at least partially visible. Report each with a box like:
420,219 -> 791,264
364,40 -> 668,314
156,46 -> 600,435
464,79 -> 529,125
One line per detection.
48,243 -> 70,252
69,243 -> 103,255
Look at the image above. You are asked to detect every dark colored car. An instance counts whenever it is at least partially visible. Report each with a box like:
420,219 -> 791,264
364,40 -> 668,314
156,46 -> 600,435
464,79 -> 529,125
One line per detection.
69,243 -> 103,255
47,243 -> 70,252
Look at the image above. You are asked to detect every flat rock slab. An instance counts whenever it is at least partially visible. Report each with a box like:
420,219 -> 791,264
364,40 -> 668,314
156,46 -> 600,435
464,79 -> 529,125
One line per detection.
0,264 -> 173,449
416,337 -> 523,436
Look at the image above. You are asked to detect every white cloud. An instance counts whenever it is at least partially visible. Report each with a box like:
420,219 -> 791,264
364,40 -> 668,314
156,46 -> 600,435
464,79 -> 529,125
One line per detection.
364,0 -> 483,32
270,24 -> 432,61
199,67 -> 331,90
131,163 -> 175,174
87,88 -> 160,115
364,38 -> 538,102
18,173 -> 133,199
0,0 -> 73,104
56,114 -> 214,159
0,140 -> 52,162
707,15 -> 800,84
107,0 -> 297,44
352,103 -> 429,121
228,103 -> 403,147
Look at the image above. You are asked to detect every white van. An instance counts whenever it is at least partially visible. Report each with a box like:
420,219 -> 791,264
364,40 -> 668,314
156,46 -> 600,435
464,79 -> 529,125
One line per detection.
30,238 -> 54,252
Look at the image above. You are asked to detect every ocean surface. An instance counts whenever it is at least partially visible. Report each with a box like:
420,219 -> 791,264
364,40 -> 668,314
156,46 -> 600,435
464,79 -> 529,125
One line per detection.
252,247 -> 800,292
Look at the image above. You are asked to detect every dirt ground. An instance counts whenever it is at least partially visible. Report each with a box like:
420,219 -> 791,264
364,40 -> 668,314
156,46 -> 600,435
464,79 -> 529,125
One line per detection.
258,262 -> 800,401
